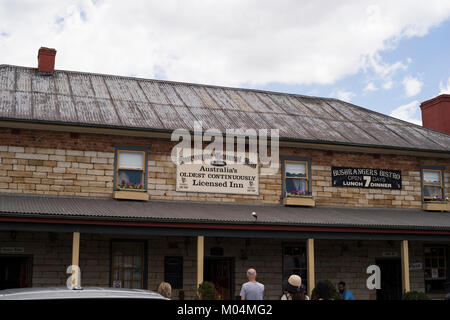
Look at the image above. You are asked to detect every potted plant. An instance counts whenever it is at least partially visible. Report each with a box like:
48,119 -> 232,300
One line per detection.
402,291 -> 429,300
118,180 -> 145,190
311,280 -> 341,300
283,189 -> 315,207
422,196 -> 450,212
113,180 -> 149,201
196,281 -> 219,300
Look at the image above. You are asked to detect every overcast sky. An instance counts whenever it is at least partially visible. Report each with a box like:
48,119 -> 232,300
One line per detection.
1,0 -> 450,125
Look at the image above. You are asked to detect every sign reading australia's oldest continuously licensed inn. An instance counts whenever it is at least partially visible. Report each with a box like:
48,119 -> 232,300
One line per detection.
176,159 -> 259,195
332,166 -> 402,189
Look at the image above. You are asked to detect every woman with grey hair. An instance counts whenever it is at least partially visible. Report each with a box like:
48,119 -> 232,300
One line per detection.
157,281 -> 172,299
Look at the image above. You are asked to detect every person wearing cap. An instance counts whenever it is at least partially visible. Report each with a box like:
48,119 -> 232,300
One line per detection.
281,275 -> 309,300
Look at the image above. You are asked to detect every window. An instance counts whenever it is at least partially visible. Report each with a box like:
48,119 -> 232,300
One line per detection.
282,157 -> 311,197
424,246 -> 447,293
111,241 -> 147,289
115,146 -> 148,190
283,246 -> 307,292
421,167 -> 445,201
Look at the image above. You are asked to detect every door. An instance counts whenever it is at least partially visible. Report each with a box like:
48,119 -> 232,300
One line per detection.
204,258 -> 234,300
110,241 -> 147,289
0,256 -> 32,290
376,258 -> 402,300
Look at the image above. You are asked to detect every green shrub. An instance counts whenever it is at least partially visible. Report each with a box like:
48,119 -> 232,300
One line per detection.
197,281 -> 219,300
403,291 -> 429,300
311,280 -> 341,300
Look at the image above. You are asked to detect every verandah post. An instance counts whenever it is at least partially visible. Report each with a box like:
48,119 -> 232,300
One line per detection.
307,238 -> 315,298
71,232 -> 80,287
401,239 -> 411,294
197,235 -> 204,291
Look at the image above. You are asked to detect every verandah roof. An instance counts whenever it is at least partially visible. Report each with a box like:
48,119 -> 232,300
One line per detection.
0,193 -> 449,232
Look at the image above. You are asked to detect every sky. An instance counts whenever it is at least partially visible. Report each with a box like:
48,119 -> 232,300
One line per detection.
1,0 -> 450,126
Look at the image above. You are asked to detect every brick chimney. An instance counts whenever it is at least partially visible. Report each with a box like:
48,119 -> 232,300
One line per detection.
37,47 -> 57,74
420,94 -> 450,134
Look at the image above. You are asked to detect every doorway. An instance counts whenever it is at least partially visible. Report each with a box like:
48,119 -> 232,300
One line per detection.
375,258 -> 402,300
0,255 -> 33,290
204,257 -> 234,300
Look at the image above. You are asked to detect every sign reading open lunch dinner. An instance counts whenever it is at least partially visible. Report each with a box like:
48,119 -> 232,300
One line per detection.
176,154 -> 259,195
332,166 -> 402,190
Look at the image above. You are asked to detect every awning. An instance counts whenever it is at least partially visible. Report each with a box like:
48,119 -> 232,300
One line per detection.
1,193 -> 450,240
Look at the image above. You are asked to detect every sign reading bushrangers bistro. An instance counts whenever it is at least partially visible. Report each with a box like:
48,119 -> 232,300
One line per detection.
176,161 -> 258,195
332,166 -> 402,190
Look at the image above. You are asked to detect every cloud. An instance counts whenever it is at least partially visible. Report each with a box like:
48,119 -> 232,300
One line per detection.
402,75 -> 423,97
362,53 -> 412,92
389,100 -> 422,125
331,89 -> 356,102
363,82 -> 378,92
439,77 -> 450,94
365,53 -> 407,87
1,1 -> 450,87
382,80 -> 394,90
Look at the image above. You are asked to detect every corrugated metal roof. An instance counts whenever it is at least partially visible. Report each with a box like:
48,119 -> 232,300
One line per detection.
1,64 -> 450,152
1,194 -> 450,231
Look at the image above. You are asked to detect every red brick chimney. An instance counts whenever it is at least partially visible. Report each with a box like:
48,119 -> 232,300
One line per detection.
420,94 -> 450,134
37,47 -> 57,74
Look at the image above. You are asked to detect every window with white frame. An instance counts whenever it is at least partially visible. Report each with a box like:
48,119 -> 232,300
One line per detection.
284,159 -> 310,197
422,168 -> 444,201
115,147 -> 147,190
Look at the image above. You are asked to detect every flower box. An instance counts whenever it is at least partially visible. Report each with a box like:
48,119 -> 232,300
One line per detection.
283,196 -> 315,207
118,180 -> 145,191
113,190 -> 149,201
422,201 -> 450,212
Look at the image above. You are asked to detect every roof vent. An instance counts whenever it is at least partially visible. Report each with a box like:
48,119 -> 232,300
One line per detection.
37,47 -> 57,74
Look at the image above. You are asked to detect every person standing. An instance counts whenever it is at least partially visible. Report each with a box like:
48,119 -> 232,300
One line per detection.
338,281 -> 355,300
314,281 -> 330,300
157,281 -> 172,299
281,275 -> 309,300
240,268 -> 264,300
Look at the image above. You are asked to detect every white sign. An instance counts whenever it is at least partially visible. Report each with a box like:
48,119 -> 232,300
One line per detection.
176,161 -> 258,195
410,262 -> 423,270
1,247 -> 24,254
431,268 -> 439,279
382,251 -> 398,257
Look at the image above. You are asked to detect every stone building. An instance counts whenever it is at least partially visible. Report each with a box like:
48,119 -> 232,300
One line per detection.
0,48 -> 449,300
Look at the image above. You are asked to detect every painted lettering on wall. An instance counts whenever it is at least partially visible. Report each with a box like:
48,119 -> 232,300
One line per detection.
332,166 -> 402,190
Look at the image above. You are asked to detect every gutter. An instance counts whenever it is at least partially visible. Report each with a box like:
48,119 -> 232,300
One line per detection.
1,212 -> 450,234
